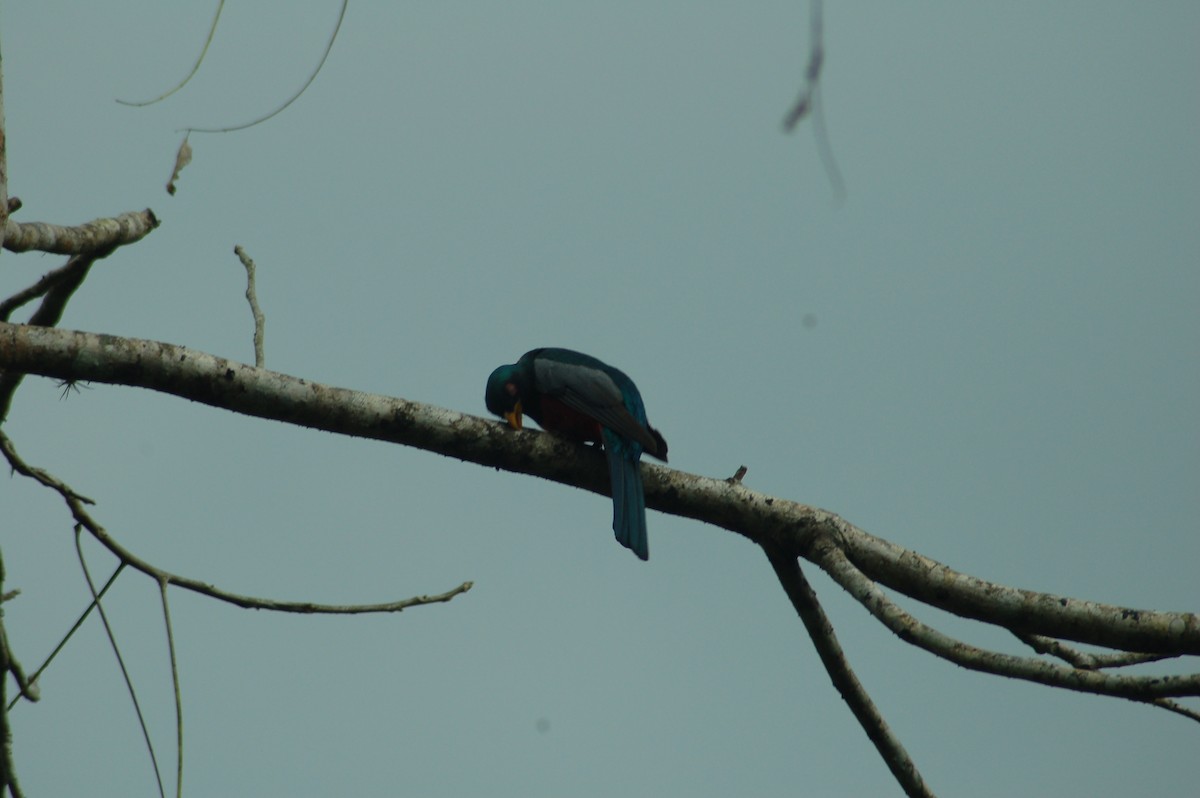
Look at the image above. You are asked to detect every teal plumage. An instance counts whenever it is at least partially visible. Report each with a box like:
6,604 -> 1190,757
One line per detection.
485,348 -> 667,560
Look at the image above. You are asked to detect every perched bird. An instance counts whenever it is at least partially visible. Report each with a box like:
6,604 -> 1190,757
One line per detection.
485,348 -> 668,560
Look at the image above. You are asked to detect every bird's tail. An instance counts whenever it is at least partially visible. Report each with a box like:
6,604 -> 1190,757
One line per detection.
606,445 -> 649,561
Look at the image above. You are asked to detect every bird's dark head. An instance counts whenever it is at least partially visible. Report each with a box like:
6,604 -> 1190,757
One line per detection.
485,364 -> 524,430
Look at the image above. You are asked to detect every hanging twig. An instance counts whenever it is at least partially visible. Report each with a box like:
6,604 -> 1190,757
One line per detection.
184,0 -> 348,134
116,0 -> 227,107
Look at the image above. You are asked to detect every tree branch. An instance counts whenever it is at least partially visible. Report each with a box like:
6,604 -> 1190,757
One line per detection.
811,537 -> 1200,703
0,428 -> 473,616
836,529 -> 1197,654
1014,632 -> 1181,670
764,544 -> 933,798
1,210 -> 158,255
1,321 -> 1196,661
233,245 -> 266,368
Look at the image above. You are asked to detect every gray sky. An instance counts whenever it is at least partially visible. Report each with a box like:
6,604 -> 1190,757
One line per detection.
3,2 -> 1198,795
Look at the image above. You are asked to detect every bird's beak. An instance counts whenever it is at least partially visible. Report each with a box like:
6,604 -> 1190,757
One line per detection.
504,401 -> 523,430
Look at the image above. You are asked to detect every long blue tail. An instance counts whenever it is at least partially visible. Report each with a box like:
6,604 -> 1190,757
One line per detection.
604,436 -> 648,560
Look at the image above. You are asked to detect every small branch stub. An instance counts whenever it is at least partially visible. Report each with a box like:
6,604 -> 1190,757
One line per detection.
234,245 -> 266,368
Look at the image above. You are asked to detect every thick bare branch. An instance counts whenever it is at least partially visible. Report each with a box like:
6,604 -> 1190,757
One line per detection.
2,210 -> 158,255
812,537 -> 1200,702
837,529 -> 1197,654
2,322 -> 1195,662
0,255 -> 99,423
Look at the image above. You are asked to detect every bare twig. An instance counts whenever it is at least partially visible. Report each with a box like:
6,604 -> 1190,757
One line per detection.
1148,698 -> 1200,724
117,0 -> 227,107
75,528 -> 167,798
781,0 -> 845,201
782,0 -> 825,130
1014,632 -> 1180,670
3,421 -> 471,798
158,579 -> 183,798
5,564 -> 122,712
0,606 -> 37,705
0,31 -> 9,261
1,258 -> 100,322
764,544 -> 933,798
0,428 -> 472,616
0,549 -> 29,798
184,0 -> 347,134
234,245 -> 266,367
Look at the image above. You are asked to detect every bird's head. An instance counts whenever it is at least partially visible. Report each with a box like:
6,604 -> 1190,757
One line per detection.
485,364 -> 524,430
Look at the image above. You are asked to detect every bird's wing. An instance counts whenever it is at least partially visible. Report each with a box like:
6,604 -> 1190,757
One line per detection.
533,357 -> 658,451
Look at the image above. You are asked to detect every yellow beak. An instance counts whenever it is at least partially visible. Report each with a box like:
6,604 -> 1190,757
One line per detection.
504,400 -> 523,430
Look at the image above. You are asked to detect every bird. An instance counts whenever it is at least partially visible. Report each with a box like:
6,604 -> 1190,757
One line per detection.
485,348 -> 668,560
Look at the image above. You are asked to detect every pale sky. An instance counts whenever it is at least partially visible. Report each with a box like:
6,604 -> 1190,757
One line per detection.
3,3 -> 1198,796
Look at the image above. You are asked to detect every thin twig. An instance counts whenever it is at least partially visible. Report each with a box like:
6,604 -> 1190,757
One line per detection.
159,579 -> 183,798
0,258 -> 99,322
0,429 -> 472,616
184,0 -> 347,134
1014,631 -> 1181,670
763,543 -> 933,798
1,542 -> 30,798
0,28 -> 9,259
781,0 -> 845,201
782,0 -> 824,131
75,528 -> 167,798
234,245 -> 265,367
5,565 -> 123,712
117,0 -> 227,107
1148,698 -> 1200,724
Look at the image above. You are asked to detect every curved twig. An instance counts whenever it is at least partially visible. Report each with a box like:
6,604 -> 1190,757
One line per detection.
0,428 -> 473,616
184,0 -> 347,134
116,0 -> 226,107
781,0 -> 844,200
